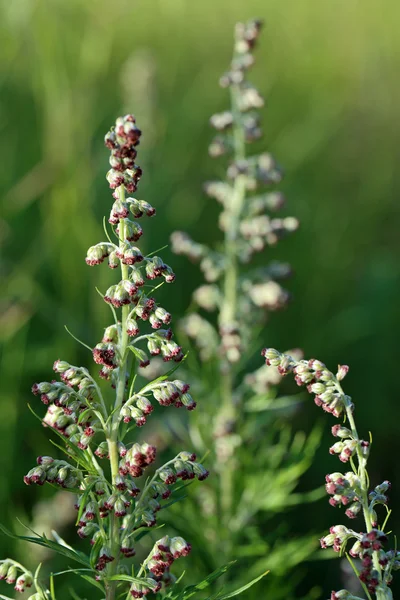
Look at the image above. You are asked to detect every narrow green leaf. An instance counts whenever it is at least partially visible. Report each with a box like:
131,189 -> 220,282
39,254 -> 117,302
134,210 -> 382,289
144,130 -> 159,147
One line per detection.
139,353 -> 189,391
89,531 -> 103,569
64,325 -> 93,352
215,570 -> 269,599
78,408 -> 94,424
0,524 -> 91,567
346,554 -> 372,600
73,571 -> 105,593
76,480 -> 97,526
174,562 -> 236,600
146,244 -> 168,258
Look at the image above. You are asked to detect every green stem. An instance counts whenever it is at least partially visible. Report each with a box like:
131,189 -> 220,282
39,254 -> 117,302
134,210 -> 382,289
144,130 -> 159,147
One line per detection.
217,82 -> 247,557
339,384 -> 384,590
105,185 -> 131,600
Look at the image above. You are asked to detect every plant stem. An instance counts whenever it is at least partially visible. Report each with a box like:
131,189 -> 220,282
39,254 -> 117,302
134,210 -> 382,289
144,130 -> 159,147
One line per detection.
106,185 -> 131,600
218,82 -> 246,556
339,383 -> 384,592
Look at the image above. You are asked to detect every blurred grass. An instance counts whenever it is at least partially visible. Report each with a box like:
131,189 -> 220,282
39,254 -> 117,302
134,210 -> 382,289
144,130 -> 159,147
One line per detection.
1,0 -> 400,597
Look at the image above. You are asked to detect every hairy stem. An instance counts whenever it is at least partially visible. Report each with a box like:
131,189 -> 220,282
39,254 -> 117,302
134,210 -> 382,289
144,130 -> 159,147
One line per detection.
218,82 -> 246,554
106,185 -> 130,600
338,383 -> 384,592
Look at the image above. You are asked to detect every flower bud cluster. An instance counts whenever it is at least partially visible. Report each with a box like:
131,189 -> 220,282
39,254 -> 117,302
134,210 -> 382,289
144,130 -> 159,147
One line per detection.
171,20 -> 297,365
31,363 -> 101,449
118,378 -> 195,428
262,349 -> 351,418
262,348 -> 398,595
0,561 -> 33,594
144,535 -> 191,580
104,114 -> 142,193
24,456 -> 81,489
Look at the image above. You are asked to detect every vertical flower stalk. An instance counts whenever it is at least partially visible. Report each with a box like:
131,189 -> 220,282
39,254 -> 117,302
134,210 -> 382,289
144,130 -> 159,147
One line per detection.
171,19 -> 299,558
262,348 -> 399,600
0,115 -> 210,600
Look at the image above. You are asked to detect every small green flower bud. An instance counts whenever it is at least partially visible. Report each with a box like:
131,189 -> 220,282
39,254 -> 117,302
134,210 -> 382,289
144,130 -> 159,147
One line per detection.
180,393 -> 196,411
170,536 -> 191,558
103,325 -> 118,343
154,306 -> 171,324
179,451 -> 196,462
6,565 -> 17,584
139,200 -> 156,216
0,561 -> 11,579
331,425 -> 352,438
86,244 -> 109,266
130,268 -> 145,287
53,360 -> 70,373
147,338 -> 161,356
56,466 -> 69,485
336,365 -> 349,381
136,396 -> 153,415
108,250 -> 119,268
192,462 -> 209,481
114,498 -> 127,517
311,382 -> 326,395
15,572 -> 33,592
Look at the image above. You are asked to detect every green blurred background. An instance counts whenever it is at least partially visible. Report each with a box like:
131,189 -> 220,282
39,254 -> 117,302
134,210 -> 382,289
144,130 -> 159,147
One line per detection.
1,0 -> 400,597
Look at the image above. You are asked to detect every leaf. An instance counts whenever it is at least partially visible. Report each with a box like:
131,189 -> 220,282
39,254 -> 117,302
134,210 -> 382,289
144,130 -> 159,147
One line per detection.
72,571 -> 105,593
0,524 -> 91,567
159,493 -> 188,511
107,574 -> 156,588
171,562 -> 236,600
78,408 -> 94,424
76,480 -> 97,526
89,531 -> 103,569
245,394 -> 303,413
132,524 -> 165,542
146,244 -> 168,258
214,570 -> 269,599
140,353 -> 189,392
346,554 -> 372,600
64,325 -> 93,352
69,589 -> 85,600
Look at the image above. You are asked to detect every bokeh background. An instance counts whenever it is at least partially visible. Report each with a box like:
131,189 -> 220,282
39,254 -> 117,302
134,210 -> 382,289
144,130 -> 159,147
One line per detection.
1,0 -> 400,597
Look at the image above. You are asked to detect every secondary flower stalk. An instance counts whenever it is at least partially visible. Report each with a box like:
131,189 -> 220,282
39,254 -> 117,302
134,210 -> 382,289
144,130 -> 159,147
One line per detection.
262,348 -> 399,600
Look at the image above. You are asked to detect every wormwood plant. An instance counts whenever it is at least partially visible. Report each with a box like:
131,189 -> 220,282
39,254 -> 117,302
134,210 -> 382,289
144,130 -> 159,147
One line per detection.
170,19 -> 321,598
262,349 -> 399,600
0,116 -> 264,600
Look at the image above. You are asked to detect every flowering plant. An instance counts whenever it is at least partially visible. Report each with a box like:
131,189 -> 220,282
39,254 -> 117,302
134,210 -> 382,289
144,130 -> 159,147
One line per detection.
262,348 -> 398,600
0,115 -> 265,600
169,18 -> 322,598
